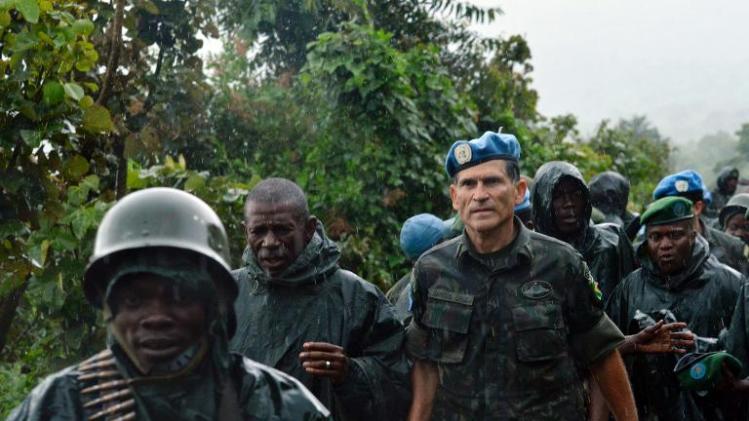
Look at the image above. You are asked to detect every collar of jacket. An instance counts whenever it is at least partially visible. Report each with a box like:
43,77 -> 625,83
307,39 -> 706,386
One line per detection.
241,220 -> 341,287
455,217 -> 532,272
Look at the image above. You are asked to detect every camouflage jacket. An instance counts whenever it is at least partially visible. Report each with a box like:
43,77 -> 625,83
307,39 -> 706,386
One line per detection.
230,223 -> 411,421
406,220 -> 624,420
605,235 -> 745,421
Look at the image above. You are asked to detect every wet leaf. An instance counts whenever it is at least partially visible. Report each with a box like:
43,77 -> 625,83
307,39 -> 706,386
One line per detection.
82,104 -> 114,133
42,81 -> 64,106
63,82 -> 84,101
16,0 -> 39,23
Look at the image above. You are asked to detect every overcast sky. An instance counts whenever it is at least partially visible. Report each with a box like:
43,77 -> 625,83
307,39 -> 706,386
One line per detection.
472,0 -> 749,143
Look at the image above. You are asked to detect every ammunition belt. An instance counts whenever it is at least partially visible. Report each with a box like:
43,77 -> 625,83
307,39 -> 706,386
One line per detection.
78,349 -> 136,421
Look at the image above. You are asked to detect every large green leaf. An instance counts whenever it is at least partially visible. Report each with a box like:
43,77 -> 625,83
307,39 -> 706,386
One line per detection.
82,104 -> 114,133
63,82 -> 84,101
42,81 -> 64,106
15,0 -> 39,23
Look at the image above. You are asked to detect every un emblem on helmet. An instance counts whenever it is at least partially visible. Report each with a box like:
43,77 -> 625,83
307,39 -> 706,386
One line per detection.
454,143 -> 472,165
675,180 -> 689,193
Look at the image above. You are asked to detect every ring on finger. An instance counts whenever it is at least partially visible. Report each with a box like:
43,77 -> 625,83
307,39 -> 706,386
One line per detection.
325,360 -> 331,369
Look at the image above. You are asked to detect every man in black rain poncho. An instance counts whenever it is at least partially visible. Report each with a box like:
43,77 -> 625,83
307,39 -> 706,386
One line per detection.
589,170 -> 641,241
706,167 -> 740,220
230,178 -> 411,421
8,188 -> 330,421
606,196 -> 746,421
532,161 -> 636,299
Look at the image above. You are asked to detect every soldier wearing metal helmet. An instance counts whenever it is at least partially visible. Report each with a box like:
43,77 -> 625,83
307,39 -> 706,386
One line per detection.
8,188 -> 330,420
719,193 -> 749,245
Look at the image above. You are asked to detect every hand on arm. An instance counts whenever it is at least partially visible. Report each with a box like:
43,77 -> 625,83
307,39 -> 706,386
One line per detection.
299,342 -> 350,385
408,359 -> 439,421
619,320 -> 695,355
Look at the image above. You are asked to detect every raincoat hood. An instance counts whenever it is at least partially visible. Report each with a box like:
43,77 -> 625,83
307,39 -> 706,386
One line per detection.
716,166 -> 739,194
532,161 -> 593,243
638,234 -> 710,291
589,171 -> 630,217
241,221 -> 340,287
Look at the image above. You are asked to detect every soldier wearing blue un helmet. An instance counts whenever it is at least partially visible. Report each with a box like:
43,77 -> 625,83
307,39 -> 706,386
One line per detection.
386,213 -> 449,321
653,170 -> 748,275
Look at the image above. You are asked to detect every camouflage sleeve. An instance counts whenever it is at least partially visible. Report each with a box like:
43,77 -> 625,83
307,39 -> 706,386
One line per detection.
565,259 -> 625,366
405,263 -> 432,360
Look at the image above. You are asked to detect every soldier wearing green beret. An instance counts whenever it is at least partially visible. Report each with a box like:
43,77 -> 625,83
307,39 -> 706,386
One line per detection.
606,196 -> 745,420
407,131 -> 636,420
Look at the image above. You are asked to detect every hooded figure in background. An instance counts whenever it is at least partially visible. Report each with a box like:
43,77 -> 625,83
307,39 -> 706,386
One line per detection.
231,178 -> 411,421
589,171 -> 641,241
9,188 -> 330,421
606,196 -> 746,421
719,193 -> 749,246
532,161 -> 635,298
707,167 -> 740,219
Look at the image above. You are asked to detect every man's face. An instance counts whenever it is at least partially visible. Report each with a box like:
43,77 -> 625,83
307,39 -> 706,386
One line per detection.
725,212 -> 749,244
245,201 -> 314,277
646,221 -> 696,275
552,178 -> 586,235
449,160 -> 525,235
726,177 -> 738,194
110,275 -> 206,371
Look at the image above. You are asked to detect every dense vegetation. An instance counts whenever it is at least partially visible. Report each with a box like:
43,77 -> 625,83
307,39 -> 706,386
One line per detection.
1,0 -> 742,412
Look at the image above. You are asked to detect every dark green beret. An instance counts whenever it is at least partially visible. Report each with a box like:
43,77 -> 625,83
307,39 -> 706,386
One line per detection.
674,351 -> 743,391
640,196 -> 694,226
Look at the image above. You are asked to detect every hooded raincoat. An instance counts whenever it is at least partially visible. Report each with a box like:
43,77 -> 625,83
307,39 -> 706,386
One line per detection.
707,167 -> 739,219
605,236 -> 745,421
230,223 -> 411,421
532,162 -> 636,298
589,171 -> 641,240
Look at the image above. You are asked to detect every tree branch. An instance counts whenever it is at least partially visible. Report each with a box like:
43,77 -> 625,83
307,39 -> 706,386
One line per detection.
96,0 -> 125,106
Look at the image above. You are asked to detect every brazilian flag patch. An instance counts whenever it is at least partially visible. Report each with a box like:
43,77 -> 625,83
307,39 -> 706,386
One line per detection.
583,263 -> 603,302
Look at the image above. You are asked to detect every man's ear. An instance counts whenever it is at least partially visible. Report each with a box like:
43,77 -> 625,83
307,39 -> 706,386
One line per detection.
514,178 -> 528,206
305,216 -> 318,242
693,200 -> 705,216
449,183 -> 459,212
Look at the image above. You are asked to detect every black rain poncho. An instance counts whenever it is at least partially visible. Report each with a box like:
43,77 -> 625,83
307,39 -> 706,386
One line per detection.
533,162 -> 636,298
605,236 -> 745,421
230,222 -> 411,421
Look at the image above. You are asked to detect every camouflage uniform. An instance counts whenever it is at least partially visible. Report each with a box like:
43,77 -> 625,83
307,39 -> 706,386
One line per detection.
406,219 -> 624,420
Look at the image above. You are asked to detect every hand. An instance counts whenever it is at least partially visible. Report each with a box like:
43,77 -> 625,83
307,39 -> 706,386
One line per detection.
718,362 -> 749,393
626,320 -> 694,354
299,342 -> 350,385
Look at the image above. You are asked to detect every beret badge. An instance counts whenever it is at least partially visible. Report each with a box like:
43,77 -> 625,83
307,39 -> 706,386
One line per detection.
454,143 -> 472,165
675,180 -> 689,192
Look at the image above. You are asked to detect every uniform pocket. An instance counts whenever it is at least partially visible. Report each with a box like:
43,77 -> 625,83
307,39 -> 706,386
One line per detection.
421,289 -> 475,363
512,302 -> 567,362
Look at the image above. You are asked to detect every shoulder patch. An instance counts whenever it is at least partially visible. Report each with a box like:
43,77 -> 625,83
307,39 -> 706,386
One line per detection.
583,263 -> 603,302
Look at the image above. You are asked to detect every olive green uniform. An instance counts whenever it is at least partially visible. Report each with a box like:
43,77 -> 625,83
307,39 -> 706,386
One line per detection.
406,220 -> 624,420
